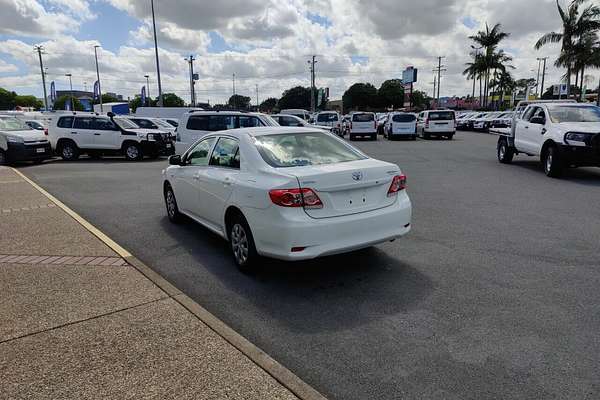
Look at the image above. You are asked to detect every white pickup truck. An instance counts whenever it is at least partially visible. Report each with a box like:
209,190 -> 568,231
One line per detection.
497,100 -> 600,177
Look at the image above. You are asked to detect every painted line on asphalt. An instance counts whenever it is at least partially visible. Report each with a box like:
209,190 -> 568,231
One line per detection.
11,167 -> 328,400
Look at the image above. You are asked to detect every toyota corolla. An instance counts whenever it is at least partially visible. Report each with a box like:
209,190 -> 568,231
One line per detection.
162,127 -> 412,271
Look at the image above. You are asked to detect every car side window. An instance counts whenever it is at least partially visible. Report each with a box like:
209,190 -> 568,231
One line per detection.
186,137 -> 216,166
208,115 -> 235,131
73,117 -> 93,130
133,119 -> 156,129
186,115 -> 209,131
281,116 -> 301,127
522,107 -> 536,121
93,118 -> 117,130
209,137 -> 240,169
57,116 -> 74,128
238,116 -> 264,128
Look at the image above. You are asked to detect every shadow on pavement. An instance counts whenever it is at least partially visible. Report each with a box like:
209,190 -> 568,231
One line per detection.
158,216 -> 434,334
510,160 -> 600,186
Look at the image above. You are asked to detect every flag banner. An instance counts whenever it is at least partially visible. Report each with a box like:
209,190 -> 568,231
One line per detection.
93,81 -> 100,100
50,81 -> 56,101
141,86 -> 146,105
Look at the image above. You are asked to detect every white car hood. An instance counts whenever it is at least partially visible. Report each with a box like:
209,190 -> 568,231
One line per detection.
4,129 -> 47,141
553,122 -> 600,134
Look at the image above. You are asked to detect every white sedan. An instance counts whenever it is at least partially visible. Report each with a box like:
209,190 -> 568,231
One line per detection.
162,127 -> 412,271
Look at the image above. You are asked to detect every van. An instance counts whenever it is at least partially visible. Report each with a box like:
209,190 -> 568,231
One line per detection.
384,113 -> 417,140
417,110 -> 456,139
315,111 -> 341,135
349,112 -> 377,141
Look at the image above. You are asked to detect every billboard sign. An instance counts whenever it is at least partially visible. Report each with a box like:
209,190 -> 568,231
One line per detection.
402,67 -> 418,84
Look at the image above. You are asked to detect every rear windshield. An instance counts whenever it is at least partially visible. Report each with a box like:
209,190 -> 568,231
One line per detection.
428,111 -> 454,121
317,113 -> 339,122
352,113 -> 374,122
392,114 -> 416,123
253,132 -> 366,168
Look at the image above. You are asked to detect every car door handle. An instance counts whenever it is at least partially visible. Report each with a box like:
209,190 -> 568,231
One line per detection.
524,126 -> 529,129
541,128 -> 547,135
94,133 -> 101,136
71,131 -> 77,134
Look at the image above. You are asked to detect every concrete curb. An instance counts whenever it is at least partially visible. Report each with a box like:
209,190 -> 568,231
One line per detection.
11,167 -> 328,400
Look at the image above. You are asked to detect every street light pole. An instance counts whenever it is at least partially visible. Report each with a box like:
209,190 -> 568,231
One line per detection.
539,57 -> 548,98
65,74 -> 74,111
144,75 -> 150,106
34,45 -> 49,111
94,45 -> 103,112
150,0 -> 163,107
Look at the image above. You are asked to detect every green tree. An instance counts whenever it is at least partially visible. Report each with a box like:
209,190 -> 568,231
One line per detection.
259,97 -> 278,112
94,93 -> 119,104
378,79 -> 404,109
342,83 -> 378,111
228,94 -> 251,109
278,86 -> 311,110
53,95 -> 84,111
409,90 -> 430,110
0,88 -> 17,110
14,95 -> 43,109
129,95 -> 156,112
158,93 -> 185,107
535,0 -> 600,98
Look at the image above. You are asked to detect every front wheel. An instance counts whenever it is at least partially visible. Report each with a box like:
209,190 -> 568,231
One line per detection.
543,145 -> 563,177
497,138 -> 514,164
228,215 -> 258,272
124,143 -> 143,161
371,134 -> 377,141
164,184 -> 183,223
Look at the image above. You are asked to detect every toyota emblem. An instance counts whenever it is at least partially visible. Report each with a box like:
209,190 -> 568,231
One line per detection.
352,171 -> 363,181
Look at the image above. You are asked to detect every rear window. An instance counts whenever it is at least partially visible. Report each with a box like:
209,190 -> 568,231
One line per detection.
317,113 -> 339,122
57,116 -> 74,128
392,114 -> 416,123
428,111 -> 454,121
187,115 -> 235,131
352,113 -> 374,122
253,132 -> 365,168
73,117 -> 93,129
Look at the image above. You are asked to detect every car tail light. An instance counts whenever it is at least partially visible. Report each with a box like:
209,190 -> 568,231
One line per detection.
374,120 -> 377,130
44,128 -> 48,136
424,118 -> 429,128
350,122 -> 352,130
387,174 -> 406,197
269,188 -> 323,209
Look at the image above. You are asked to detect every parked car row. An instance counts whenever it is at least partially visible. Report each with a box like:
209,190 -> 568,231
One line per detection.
456,111 -> 515,132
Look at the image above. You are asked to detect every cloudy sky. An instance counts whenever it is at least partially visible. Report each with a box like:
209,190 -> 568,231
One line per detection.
0,0 -> 597,105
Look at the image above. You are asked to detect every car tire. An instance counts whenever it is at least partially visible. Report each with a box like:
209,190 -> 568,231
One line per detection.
164,184 -> 183,223
88,150 -> 102,160
543,145 -> 563,178
124,142 -> 143,161
371,134 -> 377,141
497,138 -> 514,164
228,214 -> 258,273
412,135 -> 417,141
447,134 -> 454,140
349,134 -> 355,141
0,149 -> 7,166
59,141 -> 79,161
423,132 -> 431,140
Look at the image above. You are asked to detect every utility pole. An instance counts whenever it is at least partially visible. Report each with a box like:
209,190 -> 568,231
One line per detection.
430,76 -> 437,104
433,56 -> 446,107
255,84 -> 259,109
94,45 -> 103,112
144,75 -> 150,105
232,73 -> 236,108
65,73 -> 74,111
34,45 -> 48,111
150,0 -> 163,107
185,55 -> 196,106
308,55 -> 317,113
538,57 -> 548,98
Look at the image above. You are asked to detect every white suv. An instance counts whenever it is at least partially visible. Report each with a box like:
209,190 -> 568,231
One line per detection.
349,112 -> 377,141
497,102 -> 600,177
416,110 -> 456,139
0,116 -> 52,165
175,111 -> 278,154
315,111 -> 342,135
48,112 -> 175,161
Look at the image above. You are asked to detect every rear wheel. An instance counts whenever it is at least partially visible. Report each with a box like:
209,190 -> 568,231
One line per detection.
349,134 -> 355,141
543,145 -> 563,177
371,133 -> 377,141
228,214 -> 258,272
497,138 -> 514,164
423,132 -> 431,140
59,141 -> 79,161
0,149 -> 7,165
124,142 -> 143,161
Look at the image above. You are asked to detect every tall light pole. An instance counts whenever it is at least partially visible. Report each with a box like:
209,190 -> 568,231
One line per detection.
34,45 -> 48,111
144,74 -> 150,105
308,55 -> 317,113
150,0 -> 163,107
538,57 -> 548,98
535,59 -> 542,97
255,84 -> 259,109
94,45 -> 103,112
65,73 -> 74,111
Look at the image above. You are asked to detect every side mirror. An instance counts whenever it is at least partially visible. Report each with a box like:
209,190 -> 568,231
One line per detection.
169,155 -> 182,165
107,111 -> 115,118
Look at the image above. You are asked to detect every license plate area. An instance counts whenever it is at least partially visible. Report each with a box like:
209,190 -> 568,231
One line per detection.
36,148 -> 45,153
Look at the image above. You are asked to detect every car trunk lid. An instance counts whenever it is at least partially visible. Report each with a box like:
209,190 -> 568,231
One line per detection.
287,159 -> 399,218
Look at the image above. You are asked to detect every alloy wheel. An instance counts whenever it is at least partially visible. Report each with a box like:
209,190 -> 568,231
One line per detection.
231,223 -> 249,265
166,190 -> 176,218
126,145 -> 139,159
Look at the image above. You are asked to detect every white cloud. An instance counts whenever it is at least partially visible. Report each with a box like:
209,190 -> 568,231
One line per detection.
0,0 -> 80,37
0,60 -> 19,73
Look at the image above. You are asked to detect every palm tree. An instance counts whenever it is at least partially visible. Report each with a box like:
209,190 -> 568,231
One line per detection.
535,0 -> 600,98
469,23 -> 511,107
490,70 -> 515,110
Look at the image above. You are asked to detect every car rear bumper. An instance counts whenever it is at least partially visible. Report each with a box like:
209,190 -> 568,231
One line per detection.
244,192 -> 412,261
6,142 -> 52,162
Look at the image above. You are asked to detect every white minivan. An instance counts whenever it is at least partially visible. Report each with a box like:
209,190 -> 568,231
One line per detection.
384,112 -> 417,140
417,110 -> 456,139
349,112 -> 377,141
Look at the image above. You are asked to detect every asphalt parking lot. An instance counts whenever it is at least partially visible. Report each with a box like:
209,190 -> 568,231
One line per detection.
19,131 -> 600,400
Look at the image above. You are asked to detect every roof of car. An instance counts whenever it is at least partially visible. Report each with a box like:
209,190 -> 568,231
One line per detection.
205,126 -> 325,138
187,110 -> 265,116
